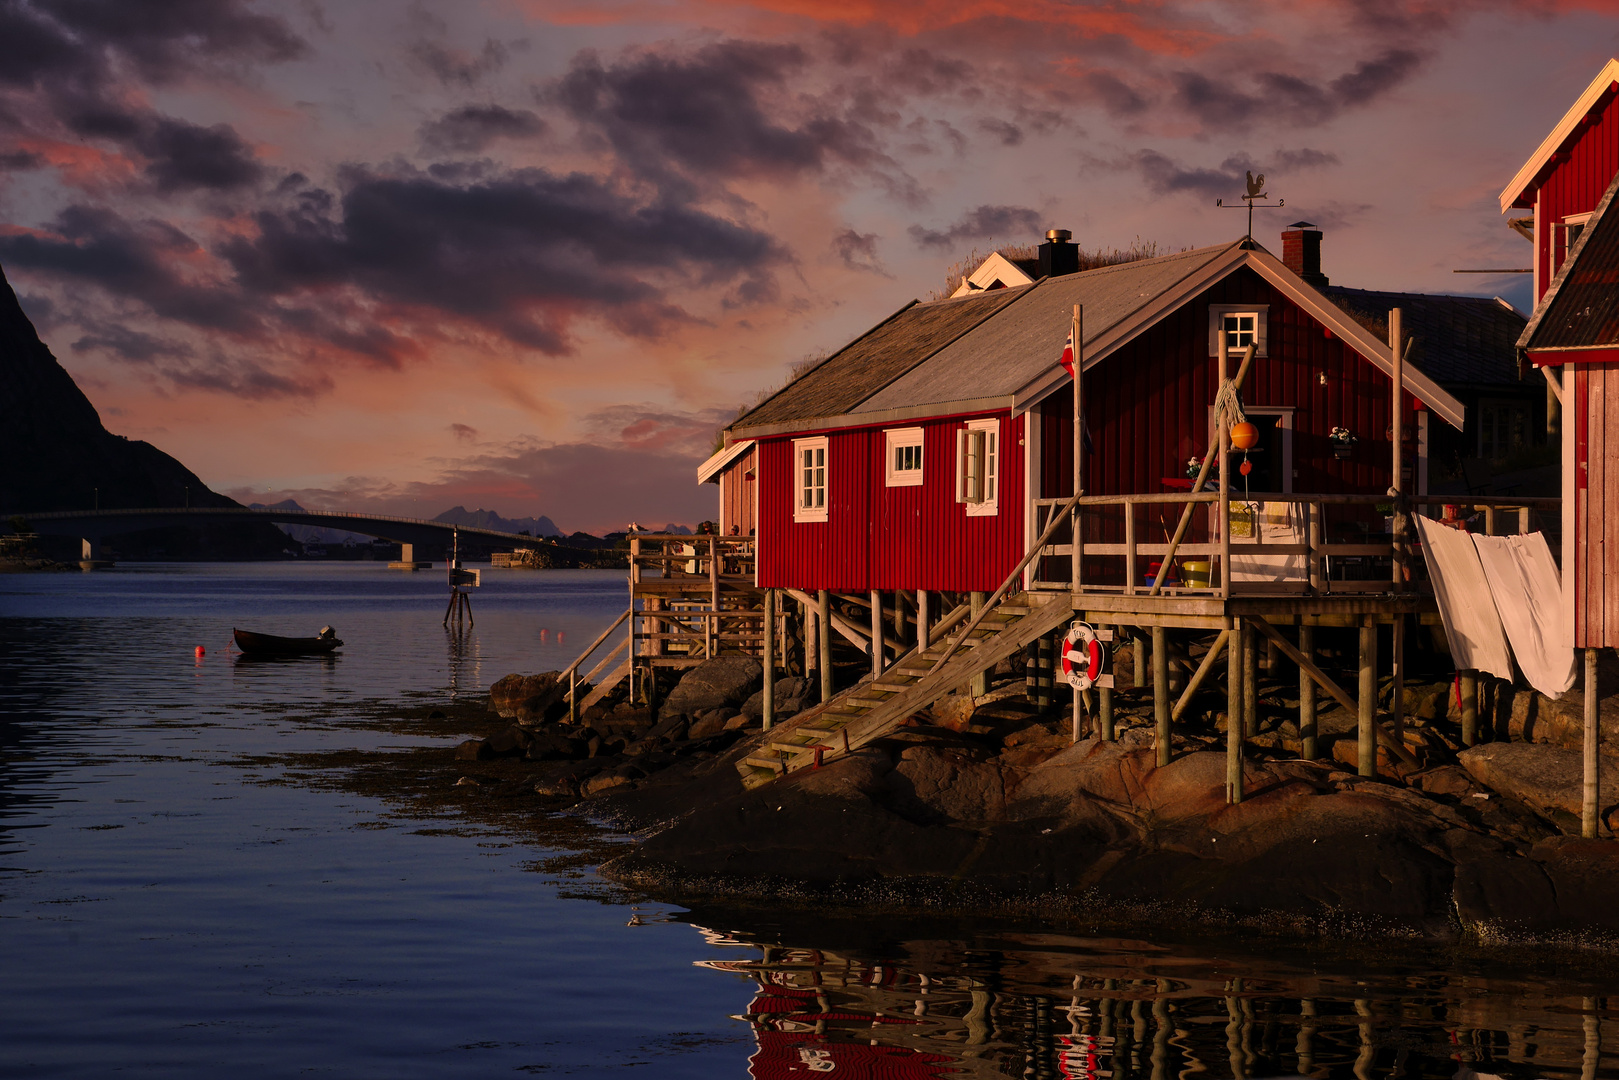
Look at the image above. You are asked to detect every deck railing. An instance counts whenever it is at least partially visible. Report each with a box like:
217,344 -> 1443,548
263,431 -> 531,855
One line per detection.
627,534 -> 763,663
1030,492 -> 1561,598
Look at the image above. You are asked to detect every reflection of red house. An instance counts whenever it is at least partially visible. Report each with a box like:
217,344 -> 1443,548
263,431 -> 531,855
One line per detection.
741,981 -> 953,1079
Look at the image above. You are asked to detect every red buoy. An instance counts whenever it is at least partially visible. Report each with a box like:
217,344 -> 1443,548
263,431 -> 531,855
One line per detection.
194,645 -> 206,658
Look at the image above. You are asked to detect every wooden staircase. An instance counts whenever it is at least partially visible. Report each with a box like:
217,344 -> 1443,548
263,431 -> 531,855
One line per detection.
737,590 -> 1075,788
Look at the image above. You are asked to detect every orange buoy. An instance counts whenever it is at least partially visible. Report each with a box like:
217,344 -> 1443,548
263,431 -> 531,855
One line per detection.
194,645 -> 206,658
1230,421 -> 1259,450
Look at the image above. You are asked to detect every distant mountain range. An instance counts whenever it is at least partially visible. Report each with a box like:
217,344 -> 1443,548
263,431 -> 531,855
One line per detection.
432,505 -> 562,537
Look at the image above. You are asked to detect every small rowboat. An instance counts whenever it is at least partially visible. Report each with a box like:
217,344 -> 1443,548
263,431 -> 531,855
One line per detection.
233,627 -> 344,656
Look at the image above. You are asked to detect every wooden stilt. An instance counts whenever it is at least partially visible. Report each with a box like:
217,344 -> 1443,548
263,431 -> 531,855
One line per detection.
870,589 -> 884,677
817,589 -> 832,705
1358,618 -> 1377,778
762,589 -> 776,732
1461,670 -> 1478,747
1228,618 -> 1243,804
1585,647 -> 1600,839
1134,634 -> 1147,689
1037,633 -> 1053,710
1153,624 -> 1170,767
970,591 -> 988,698
1099,636 -> 1115,740
1298,624 -> 1317,759
1391,615 -> 1406,742
1242,618 -> 1258,738
1073,683 -> 1083,745
568,668 -> 578,725
917,590 -> 930,649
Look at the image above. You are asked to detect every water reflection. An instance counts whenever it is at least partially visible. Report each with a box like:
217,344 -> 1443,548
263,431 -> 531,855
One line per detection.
693,927 -> 1613,1080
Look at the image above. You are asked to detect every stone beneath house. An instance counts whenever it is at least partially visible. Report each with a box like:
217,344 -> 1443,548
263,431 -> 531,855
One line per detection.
488,672 -> 570,722
687,708 -> 739,741
659,656 -> 763,720
740,677 -> 815,722
1458,742 -> 1619,832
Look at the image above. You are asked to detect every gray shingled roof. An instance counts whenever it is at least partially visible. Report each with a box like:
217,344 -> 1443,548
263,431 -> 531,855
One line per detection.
732,287 -> 1030,432
1325,287 -> 1526,386
861,244 -> 1233,411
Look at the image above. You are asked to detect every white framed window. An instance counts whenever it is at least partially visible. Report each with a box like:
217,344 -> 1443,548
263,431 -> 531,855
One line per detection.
956,418 -> 1000,517
884,427 -> 924,487
793,437 -> 828,522
1207,304 -> 1268,357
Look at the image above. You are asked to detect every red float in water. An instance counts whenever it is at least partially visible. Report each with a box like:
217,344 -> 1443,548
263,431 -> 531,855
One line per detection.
194,645 -> 206,658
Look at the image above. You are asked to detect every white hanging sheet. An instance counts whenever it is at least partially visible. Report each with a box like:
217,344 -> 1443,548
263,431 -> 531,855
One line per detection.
1229,500 -> 1307,583
1471,531 -> 1576,698
1413,515 -> 1514,682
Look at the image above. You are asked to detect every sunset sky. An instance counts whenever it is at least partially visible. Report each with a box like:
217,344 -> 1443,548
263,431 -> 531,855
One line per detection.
2,1 -> 1615,533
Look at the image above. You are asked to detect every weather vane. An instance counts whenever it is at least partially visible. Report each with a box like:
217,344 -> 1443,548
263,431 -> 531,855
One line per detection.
1216,171 -> 1284,241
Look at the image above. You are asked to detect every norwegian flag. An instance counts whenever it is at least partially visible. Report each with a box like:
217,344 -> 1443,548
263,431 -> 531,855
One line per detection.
1059,317 -> 1078,377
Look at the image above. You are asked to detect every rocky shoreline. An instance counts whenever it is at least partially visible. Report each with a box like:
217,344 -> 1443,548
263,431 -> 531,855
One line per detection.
455,651 -> 1619,947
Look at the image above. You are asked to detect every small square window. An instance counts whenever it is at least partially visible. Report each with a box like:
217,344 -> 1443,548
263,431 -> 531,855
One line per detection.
1208,305 -> 1268,357
793,437 -> 828,522
884,427 -> 924,487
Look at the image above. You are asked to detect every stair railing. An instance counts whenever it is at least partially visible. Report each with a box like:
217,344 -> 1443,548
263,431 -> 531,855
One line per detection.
932,487 -> 1086,669
559,606 -> 631,722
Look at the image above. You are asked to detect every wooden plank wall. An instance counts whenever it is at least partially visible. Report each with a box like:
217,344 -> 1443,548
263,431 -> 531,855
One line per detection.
755,412 -> 1025,593
1575,361 -> 1619,649
718,445 -> 757,536
1538,87 -> 1619,301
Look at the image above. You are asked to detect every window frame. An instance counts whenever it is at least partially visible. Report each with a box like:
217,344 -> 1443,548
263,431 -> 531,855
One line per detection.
792,436 -> 829,523
956,418 -> 1001,517
1207,304 -> 1269,358
884,427 -> 925,487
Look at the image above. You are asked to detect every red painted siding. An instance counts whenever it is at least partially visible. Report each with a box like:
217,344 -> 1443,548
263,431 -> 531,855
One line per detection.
1536,87 -> 1619,301
1039,268 -> 1410,500
1574,361 -> 1619,649
757,413 -> 1025,592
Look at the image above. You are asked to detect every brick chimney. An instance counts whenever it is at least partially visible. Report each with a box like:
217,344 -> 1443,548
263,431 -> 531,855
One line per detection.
1039,229 -> 1079,278
1281,222 -> 1328,287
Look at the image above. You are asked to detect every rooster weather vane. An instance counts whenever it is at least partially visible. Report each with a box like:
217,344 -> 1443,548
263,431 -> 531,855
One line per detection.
1216,171 -> 1284,241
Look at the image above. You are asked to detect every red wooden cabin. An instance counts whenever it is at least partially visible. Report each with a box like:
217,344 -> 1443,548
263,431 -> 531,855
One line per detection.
701,232 -> 1465,597
1511,58 -> 1619,649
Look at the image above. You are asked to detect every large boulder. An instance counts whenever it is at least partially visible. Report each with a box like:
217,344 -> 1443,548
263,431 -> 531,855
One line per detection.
489,672 -> 570,722
659,656 -> 762,720
740,676 -> 815,722
1458,742 -> 1619,831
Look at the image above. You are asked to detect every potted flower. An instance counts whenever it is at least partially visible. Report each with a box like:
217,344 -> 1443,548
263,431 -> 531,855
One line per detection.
1328,426 -> 1357,460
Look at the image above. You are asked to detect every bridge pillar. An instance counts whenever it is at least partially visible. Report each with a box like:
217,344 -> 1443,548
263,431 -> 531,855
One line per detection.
389,542 -> 430,570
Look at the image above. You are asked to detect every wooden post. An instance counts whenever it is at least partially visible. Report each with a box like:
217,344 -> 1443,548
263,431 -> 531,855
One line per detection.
1585,647 -> 1600,839
1358,618 -> 1377,778
1461,670 -> 1478,747
708,535 -> 719,655
1299,624 -> 1316,759
1391,307 -> 1405,591
1134,634 -> 1146,689
1153,625 -> 1170,767
1391,615 -> 1406,742
804,595 -> 818,682
870,589 -> 884,676
818,589 -> 833,705
1072,304 -> 1084,593
1519,506 -> 1531,535
1227,619 -> 1243,804
893,591 -> 906,641
1124,506 -> 1137,595
1099,631 -> 1115,740
917,590 -> 931,649
1242,618 -> 1258,738
1036,633 -> 1053,709
762,589 -> 776,731
970,591 -> 988,698
568,668 -> 578,725
1307,502 -> 1322,593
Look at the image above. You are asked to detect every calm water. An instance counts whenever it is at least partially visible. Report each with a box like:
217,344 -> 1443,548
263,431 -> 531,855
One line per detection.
1,562 -> 1617,1078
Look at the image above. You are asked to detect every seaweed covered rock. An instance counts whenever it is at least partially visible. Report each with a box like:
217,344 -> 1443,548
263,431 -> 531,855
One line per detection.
489,672 -> 569,722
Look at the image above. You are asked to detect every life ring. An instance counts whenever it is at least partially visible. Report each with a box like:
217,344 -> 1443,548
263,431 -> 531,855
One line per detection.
1061,621 -> 1104,690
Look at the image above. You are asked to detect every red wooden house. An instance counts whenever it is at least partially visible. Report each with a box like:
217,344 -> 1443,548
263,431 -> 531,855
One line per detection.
1511,58 -> 1619,650
701,231 -> 1465,598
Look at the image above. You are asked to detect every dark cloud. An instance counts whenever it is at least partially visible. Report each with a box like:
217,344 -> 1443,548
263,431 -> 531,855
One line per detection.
408,37 -> 509,87
70,324 -> 194,363
1169,49 -> 1426,129
221,166 -> 787,353
978,118 -> 1023,146
449,422 -> 478,442
0,206 -> 257,333
1081,71 -> 1149,117
419,105 -> 546,153
831,228 -> 888,275
553,40 -> 886,182
135,117 -> 262,192
1122,149 -> 1340,199
908,204 -> 1043,249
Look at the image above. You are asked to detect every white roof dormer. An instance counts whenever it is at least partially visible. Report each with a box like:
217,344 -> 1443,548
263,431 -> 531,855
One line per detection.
948,251 -> 1038,298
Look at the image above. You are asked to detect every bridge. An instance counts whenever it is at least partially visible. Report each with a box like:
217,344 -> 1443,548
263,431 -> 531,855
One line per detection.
11,507 -> 548,566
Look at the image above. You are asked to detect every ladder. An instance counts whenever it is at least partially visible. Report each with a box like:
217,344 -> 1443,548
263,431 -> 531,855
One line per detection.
737,590 -> 1074,788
